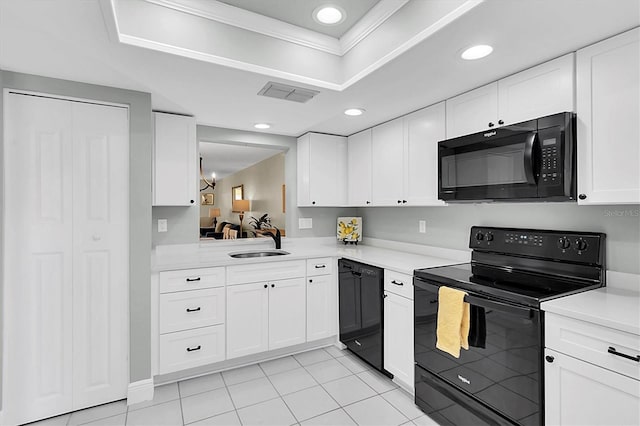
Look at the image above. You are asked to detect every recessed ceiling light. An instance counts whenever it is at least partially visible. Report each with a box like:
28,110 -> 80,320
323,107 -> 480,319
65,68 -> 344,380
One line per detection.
313,5 -> 345,25
254,123 -> 271,129
461,44 -> 493,60
344,108 -> 365,116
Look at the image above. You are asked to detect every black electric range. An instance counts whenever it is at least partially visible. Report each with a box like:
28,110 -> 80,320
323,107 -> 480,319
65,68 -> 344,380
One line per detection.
413,226 -> 606,426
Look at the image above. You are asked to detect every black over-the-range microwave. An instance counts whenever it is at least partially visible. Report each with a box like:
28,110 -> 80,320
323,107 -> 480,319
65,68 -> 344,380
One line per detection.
438,112 -> 576,202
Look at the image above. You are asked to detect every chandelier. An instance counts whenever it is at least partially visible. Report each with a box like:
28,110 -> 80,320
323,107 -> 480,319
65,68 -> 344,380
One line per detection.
200,156 -> 215,192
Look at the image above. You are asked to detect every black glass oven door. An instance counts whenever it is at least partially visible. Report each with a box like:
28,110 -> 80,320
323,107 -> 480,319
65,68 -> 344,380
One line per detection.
438,124 -> 540,200
414,278 -> 542,426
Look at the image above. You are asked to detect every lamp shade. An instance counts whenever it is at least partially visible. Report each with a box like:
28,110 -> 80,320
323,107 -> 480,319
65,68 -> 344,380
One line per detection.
232,199 -> 250,213
209,208 -> 221,218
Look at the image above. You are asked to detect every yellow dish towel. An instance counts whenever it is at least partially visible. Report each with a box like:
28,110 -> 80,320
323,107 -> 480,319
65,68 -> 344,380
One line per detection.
436,286 -> 470,358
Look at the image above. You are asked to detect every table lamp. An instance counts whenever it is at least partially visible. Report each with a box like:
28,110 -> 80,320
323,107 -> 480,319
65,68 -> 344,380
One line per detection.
208,207 -> 221,228
232,199 -> 250,238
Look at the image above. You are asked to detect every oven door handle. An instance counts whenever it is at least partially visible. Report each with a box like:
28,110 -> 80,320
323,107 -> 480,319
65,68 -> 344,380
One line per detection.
414,278 -> 533,318
464,294 -> 533,318
523,132 -> 539,185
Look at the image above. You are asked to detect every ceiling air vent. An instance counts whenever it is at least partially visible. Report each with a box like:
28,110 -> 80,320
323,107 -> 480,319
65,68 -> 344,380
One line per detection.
257,82 -> 319,103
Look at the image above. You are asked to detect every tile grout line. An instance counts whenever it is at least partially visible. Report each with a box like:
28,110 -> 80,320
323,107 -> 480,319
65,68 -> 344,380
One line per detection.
256,361 -> 300,424
176,377 -> 186,426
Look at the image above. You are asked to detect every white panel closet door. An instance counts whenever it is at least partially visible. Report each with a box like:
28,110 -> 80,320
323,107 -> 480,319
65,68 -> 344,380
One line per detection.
3,93 -> 129,425
4,94 -> 75,424
71,101 -> 129,409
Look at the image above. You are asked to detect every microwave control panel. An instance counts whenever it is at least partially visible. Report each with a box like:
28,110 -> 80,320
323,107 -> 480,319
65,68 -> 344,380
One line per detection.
539,128 -> 561,184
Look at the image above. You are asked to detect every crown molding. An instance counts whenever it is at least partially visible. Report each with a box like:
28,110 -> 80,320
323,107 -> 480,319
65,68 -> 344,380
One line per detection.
339,0 -> 410,54
118,33 -> 344,91
144,0 -> 343,55
143,0 -> 409,56
341,0 -> 484,89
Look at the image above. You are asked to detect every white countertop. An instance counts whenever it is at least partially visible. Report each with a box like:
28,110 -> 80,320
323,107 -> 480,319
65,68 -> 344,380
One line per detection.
541,271 -> 640,335
152,237 -> 469,275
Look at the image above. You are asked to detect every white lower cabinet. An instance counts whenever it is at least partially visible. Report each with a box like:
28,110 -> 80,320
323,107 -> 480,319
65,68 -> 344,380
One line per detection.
155,258 -> 339,377
544,348 -> 639,426
306,258 -> 337,341
383,271 -> 415,391
227,278 -> 307,358
268,278 -> 307,350
159,325 -> 226,374
545,312 -> 640,425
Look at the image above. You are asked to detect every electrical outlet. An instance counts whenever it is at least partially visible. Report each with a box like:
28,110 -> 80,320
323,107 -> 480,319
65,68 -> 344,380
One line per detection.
299,218 -> 313,229
419,220 -> 426,233
158,219 -> 168,233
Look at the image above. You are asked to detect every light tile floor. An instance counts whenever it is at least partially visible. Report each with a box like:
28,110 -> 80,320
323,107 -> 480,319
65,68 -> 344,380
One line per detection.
28,347 -> 439,426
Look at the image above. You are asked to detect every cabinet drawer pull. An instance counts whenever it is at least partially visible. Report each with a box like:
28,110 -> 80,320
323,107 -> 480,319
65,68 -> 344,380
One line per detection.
607,346 -> 640,362
186,345 -> 201,352
355,340 -> 361,346
314,264 -> 326,269
185,277 -> 201,282
186,307 -> 201,313
391,280 -> 404,286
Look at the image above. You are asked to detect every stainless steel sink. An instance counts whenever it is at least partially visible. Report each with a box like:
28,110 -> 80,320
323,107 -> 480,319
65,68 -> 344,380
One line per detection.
228,250 -> 290,258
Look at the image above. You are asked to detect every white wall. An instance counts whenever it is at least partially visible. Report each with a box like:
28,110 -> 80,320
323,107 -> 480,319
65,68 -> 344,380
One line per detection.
358,203 -> 640,275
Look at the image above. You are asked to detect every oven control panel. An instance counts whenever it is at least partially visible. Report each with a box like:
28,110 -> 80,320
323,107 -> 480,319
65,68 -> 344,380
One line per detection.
470,226 -> 604,264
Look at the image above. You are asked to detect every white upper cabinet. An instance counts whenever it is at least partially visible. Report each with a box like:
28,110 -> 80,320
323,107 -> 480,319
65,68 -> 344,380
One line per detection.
446,82 -> 499,139
576,28 -> 640,204
347,129 -> 372,206
152,112 -> 197,206
498,53 -> 575,125
403,102 -> 446,206
446,54 -> 575,138
369,104 -> 445,206
372,117 -> 405,206
297,133 -> 347,206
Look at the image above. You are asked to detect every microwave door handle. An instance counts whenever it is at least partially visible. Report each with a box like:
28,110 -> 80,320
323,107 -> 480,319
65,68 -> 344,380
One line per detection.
523,132 -> 538,185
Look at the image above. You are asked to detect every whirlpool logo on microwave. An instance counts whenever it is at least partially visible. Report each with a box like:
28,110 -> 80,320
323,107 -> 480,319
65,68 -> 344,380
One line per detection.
483,131 -> 497,138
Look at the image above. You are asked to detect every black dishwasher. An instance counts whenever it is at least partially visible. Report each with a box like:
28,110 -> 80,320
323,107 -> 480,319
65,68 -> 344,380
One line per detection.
338,258 -> 384,372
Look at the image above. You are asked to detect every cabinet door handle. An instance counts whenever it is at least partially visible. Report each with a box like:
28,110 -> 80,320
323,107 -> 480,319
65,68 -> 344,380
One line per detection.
397,200 -> 402,204
190,199 -> 195,204
186,307 -> 201,313
271,284 -> 275,288
186,345 -> 201,352
608,346 -> 640,362
488,122 -> 494,128
391,280 -> 404,286
264,284 -> 268,288
312,201 -> 316,205
185,277 -> 201,282
309,279 -> 313,283
498,119 -> 504,125
402,200 -> 407,204
366,201 -> 371,204
314,264 -> 326,269
354,340 -> 361,346
578,194 -> 587,200
545,355 -> 554,363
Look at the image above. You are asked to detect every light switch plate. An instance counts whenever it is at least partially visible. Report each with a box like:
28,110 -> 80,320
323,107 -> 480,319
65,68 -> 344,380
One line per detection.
158,219 -> 168,232
419,220 -> 426,233
299,218 -> 313,229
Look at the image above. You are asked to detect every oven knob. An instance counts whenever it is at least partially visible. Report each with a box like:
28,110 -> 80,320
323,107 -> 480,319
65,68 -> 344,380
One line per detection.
485,232 -> 494,242
575,238 -> 588,251
475,232 -> 484,241
557,237 -> 571,250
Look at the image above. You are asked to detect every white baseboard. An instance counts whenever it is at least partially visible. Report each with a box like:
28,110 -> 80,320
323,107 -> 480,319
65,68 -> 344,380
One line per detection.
127,378 -> 154,405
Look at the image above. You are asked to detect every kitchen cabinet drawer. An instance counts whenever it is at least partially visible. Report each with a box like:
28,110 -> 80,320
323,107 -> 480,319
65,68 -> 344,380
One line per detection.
384,270 -> 413,300
546,312 -> 640,380
307,257 -> 334,276
227,260 -> 305,285
159,287 -> 225,334
159,267 -> 225,293
159,325 -> 225,374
